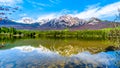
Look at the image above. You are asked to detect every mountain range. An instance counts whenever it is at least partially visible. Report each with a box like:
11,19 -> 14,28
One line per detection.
0,15 -> 119,30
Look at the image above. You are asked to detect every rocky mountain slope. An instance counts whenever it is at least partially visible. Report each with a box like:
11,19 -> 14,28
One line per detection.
0,15 -> 119,30
39,15 -> 87,29
0,19 -> 40,30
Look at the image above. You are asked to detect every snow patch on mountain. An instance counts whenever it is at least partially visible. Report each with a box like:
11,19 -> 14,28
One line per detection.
16,17 -> 36,24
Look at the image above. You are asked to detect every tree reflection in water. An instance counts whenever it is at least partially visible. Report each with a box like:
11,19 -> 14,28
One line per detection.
0,36 -> 120,68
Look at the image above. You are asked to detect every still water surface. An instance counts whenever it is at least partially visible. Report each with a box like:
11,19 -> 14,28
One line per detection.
0,38 -> 120,68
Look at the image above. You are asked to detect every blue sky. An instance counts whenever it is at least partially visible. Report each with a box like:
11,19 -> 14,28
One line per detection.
0,0 -> 120,23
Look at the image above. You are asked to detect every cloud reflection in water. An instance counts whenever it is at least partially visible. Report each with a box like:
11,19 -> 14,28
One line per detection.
0,45 -> 120,68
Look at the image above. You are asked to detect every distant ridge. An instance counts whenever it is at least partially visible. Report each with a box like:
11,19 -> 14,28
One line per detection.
0,15 -> 120,30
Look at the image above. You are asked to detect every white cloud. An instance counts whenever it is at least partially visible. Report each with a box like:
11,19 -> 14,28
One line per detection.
74,8 -> 100,19
74,1 -> 120,19
36,1 -> 120,22
49,0 -> 60,4
26,0 -> 51,8
16,1 -> 120,24
36,13 -> 60,25
19,13 -> 27,17
0,0 -> 23,6
37,14 -> 57,21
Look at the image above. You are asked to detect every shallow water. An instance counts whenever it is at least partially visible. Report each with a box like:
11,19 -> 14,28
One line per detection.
0,38 -> 120,68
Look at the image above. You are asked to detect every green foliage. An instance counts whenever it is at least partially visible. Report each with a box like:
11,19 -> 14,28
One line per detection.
9,27 -> 16,34
0,27 -> 17,34
0,27 -> 119,40
1,27 -> 9,33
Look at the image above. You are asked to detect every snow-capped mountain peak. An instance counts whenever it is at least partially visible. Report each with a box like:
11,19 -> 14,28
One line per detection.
39,15 -> 87,28
17,17 -> 35,24
88,17 -> 101,25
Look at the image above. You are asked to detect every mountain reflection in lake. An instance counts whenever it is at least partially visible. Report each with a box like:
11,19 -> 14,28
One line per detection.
0,38 -> 120,68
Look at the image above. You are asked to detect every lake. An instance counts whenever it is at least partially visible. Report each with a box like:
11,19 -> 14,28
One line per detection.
0,37 -> 120,68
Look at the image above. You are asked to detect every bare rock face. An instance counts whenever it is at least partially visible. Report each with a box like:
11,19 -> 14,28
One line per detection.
59,15 -> 86,26
40,15 -> 87,28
